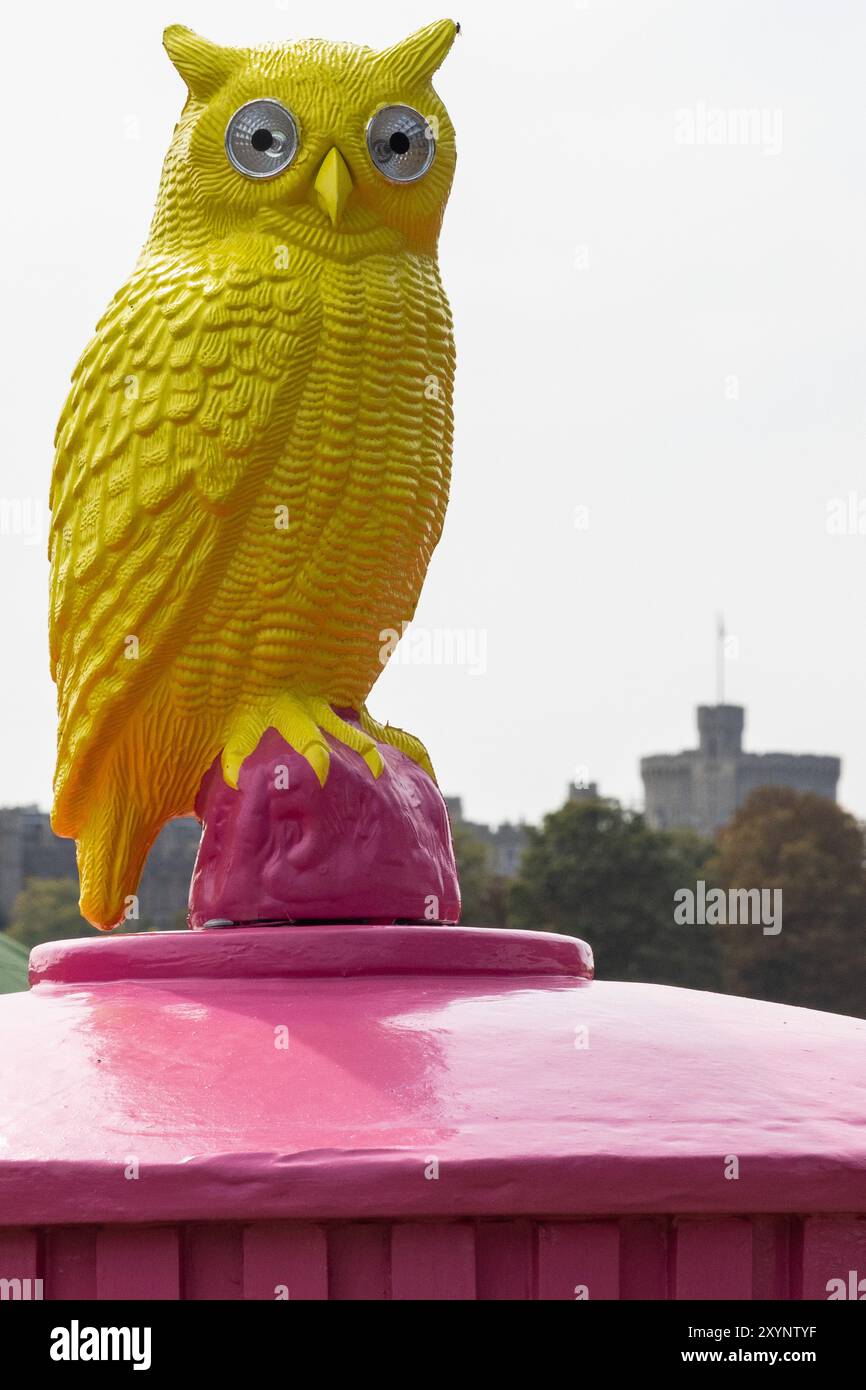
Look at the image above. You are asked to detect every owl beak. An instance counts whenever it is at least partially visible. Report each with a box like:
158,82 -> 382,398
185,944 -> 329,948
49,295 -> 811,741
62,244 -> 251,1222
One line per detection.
314,148 -> 354,227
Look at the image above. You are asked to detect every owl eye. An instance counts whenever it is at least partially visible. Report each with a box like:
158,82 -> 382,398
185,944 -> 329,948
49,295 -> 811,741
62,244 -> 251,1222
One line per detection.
366,105 -> 436,183
225,99 -> 300,180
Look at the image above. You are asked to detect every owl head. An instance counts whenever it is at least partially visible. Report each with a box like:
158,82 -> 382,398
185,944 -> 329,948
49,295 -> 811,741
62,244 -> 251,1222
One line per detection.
152,20 -> 459,260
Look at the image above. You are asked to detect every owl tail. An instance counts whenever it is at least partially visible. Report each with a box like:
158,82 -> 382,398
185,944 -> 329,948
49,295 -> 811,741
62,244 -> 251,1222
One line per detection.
74,790 -> 160,932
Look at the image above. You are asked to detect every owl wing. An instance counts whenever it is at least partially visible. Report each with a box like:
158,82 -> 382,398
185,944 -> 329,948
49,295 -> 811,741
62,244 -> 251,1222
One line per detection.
49,254 -> 319,829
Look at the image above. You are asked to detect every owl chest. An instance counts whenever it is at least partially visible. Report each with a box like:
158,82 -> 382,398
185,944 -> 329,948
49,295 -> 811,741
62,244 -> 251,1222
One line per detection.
285,258 -> 453,480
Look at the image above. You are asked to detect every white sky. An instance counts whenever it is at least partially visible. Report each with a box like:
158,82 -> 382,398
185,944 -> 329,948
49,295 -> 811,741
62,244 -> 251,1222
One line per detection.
1,0 -> 864,830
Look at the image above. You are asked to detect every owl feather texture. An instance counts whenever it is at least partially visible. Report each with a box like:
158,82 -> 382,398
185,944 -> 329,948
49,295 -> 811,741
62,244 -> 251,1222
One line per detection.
49,20 -> 459,928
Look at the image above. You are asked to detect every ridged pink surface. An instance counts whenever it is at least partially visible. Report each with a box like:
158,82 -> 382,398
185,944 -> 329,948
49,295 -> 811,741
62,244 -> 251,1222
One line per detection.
3,1216 -> 865,1299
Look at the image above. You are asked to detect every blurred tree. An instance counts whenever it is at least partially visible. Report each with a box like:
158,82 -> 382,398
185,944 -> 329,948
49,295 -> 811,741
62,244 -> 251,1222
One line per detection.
7,877 -> 176,949
450,821 -> 509,927
508,798 -> 722,989
7,878 -> 95,949
709,787 -> 866,1017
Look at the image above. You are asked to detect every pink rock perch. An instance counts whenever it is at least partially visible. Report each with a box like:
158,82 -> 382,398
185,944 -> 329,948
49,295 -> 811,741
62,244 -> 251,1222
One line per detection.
188,713 -> 460,928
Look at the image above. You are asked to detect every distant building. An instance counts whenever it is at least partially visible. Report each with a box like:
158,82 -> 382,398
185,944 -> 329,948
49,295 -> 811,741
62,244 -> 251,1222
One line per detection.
0,807 -> 200,928
445,797 -> 528,877
641,704 -> 841,838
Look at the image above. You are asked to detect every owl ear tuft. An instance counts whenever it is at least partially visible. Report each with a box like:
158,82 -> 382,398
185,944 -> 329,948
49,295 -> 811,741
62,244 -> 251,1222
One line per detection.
374,18 -> 459,85
163,24 -> 241,100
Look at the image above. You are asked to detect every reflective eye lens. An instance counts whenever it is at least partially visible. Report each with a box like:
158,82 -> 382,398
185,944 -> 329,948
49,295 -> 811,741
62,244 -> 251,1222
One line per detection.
366,105 -> 436,183
225,99 -> 299,179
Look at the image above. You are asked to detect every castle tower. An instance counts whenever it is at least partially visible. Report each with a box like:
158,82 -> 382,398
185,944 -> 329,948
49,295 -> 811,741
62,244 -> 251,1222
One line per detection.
641,704 -> 840,837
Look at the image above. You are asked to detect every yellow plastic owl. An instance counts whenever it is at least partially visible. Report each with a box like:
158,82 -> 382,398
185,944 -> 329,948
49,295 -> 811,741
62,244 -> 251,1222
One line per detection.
49,21 -> 458,929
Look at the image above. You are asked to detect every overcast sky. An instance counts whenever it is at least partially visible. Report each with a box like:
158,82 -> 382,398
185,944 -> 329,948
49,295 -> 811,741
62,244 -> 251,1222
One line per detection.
1,0 -> 864,830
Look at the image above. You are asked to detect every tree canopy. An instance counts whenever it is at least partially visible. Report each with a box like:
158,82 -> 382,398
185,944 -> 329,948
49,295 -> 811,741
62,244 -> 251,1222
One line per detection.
6,878 -> 95,950
709,787 -> 866,1016
7,877 -> 182,948
508,798 -> 722,989
449,820 -> 508,928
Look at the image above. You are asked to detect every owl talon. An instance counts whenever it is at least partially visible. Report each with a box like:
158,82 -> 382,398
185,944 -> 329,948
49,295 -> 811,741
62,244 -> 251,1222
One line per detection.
359,705 -> 436,781
220,750 -> 244,792
306,698 -> 384,780
222,695 -> 391,789
303,739 -> 331,788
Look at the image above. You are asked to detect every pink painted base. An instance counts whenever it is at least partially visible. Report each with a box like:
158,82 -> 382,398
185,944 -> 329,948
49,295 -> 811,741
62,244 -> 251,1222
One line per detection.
188,715 -> 460,928
4,925 -> 866,1298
